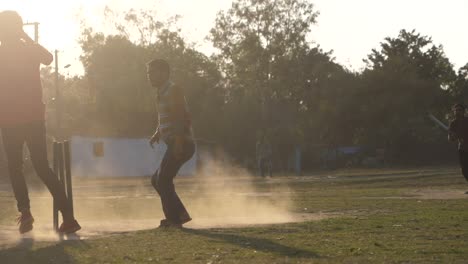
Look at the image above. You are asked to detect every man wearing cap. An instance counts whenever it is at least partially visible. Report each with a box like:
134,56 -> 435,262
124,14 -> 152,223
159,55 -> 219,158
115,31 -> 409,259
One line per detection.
147,58 -> 195,228
0,10 -> 81,233
448,103 -> 468,193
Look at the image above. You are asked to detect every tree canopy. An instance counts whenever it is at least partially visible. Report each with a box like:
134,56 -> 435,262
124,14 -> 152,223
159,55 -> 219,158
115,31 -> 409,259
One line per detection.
39,2 -> 467,167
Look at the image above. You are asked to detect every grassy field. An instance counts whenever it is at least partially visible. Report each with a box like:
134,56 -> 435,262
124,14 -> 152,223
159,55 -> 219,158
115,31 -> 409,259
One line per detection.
0,166 -> 467,263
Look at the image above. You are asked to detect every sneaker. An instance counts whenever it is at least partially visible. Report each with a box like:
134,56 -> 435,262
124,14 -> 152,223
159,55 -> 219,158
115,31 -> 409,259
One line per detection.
58,219 -> 81,234
16,212 -> 34,234
158,219 -> 182,229
178,212 -> 192,225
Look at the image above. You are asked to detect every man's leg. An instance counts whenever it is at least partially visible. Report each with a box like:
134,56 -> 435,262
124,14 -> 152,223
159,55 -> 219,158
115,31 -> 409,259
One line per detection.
152,141 -> 194,224
267,158 -> 272,177
1,127 -> 29,213
152,157 -> 186,225
257,159 -> 262,176
151,169 -> 171,219
460,150 -> 468,182
24,122 -> 73,222
260,158 -> 266,177
2,126 -> 35,233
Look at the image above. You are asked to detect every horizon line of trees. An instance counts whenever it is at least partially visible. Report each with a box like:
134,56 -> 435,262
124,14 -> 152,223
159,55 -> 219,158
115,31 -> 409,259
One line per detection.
40,0 -> 468,168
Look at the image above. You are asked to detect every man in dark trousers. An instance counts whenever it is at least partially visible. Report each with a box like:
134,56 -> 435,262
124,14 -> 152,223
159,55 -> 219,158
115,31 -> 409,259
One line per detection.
147,59 -> 195,228
448,103 -> 468,193
0,11 -> 81,234
256,133 -> 273,177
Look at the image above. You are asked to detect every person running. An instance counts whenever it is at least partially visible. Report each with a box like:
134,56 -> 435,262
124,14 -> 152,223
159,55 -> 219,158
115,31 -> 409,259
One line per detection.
256,133 -> 273,177
147,59 -> 195,228
0,10 -> 81,234
448,103 -> 468,193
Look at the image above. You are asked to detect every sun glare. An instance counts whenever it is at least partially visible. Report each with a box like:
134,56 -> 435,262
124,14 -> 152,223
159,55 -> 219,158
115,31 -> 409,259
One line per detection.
0,1 -> 99,49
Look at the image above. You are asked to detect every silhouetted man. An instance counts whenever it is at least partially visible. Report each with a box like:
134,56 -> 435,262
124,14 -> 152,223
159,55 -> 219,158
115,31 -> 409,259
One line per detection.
0,11 -> 81,233
448,103 -> 468,193
147,59 -> 195,228
256,133 -> 272,177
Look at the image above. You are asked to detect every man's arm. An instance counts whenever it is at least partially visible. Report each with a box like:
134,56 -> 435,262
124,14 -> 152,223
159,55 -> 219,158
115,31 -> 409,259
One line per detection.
170,85 -> 190,157
448,121 -> 457,142
171,85 -> 189,135
149,128 -> 160,147
265,141 -> 273,156
448,132 -> 456,142
256,142 -> 261,160
21,31 -> 53,65
150,105 -> 160,147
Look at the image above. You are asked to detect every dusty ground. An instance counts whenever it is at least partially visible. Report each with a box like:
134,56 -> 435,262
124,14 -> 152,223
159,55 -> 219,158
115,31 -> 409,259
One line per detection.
0,167 -> 467,263
1,169 -> 466,248
0,174 -> 343,247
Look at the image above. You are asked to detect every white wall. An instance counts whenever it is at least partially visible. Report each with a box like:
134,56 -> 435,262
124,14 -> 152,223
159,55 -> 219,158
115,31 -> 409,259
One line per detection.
70,136 -> 196,177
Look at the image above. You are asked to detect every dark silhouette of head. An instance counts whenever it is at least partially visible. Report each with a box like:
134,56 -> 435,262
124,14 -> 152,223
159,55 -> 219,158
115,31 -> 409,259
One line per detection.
452,103 -> 466,119
0,10 -> 23,43
147,59 -> 170,88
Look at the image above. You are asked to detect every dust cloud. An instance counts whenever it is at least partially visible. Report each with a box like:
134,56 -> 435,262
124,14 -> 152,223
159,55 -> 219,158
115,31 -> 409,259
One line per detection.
184,159 -> 296,228
1,158 -> 313,246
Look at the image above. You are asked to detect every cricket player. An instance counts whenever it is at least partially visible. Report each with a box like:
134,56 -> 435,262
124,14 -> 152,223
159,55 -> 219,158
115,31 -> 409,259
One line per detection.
448,103 -> 468,192
147,59 -> 195,228
0,11 -> 81,233
256,133 -> 273,177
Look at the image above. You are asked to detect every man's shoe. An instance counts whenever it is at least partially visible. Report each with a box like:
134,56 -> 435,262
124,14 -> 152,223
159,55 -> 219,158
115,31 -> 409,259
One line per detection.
58,219 -> 81,234
178,212 -> 192,225
16,212 -> 34,234
159,219 -> 182,229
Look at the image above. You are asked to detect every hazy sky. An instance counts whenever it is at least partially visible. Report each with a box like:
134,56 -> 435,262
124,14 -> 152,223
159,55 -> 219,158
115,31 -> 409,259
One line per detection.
1,0 -> 467,75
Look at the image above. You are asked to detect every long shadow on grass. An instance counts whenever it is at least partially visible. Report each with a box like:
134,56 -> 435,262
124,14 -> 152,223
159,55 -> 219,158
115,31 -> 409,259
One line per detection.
0,237 -> 90,264
183,228 -> 319,259
334,173 -> 461,188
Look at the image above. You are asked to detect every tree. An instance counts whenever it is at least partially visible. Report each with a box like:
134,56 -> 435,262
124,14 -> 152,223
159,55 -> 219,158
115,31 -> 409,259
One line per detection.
78,9 -> 224,141
360,29 -> 456,163
210,0 -> 320,161
450,63 -> 468,101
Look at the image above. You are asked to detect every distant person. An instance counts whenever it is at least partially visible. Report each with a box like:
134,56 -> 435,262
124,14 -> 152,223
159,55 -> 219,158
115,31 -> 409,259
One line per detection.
448,103 -> 468,193
0,11 -> 81,234
147,59 -> 195,228
256,134 -> 272,177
